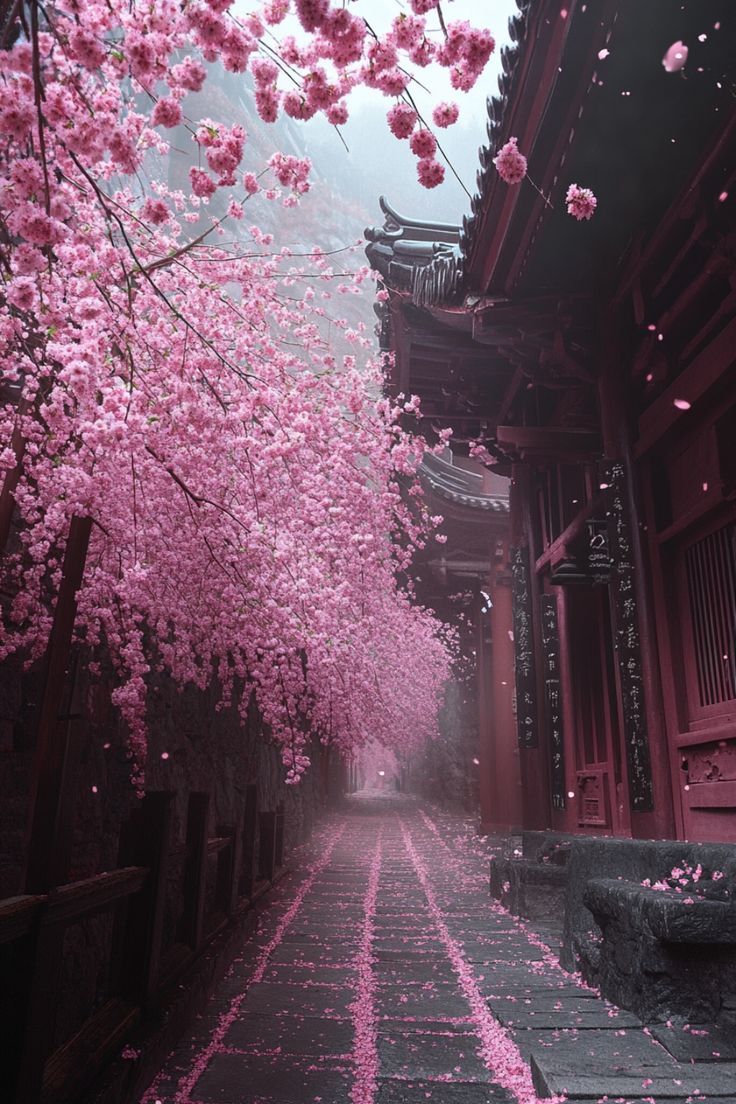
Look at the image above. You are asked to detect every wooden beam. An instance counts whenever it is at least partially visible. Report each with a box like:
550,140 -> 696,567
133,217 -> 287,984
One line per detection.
42,868 -> 148,928
0,895 -> 45,944
497,424 -> 600,458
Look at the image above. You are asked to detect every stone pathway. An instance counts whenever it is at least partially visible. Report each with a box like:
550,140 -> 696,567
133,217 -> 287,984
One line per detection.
140,795 -> 736,1104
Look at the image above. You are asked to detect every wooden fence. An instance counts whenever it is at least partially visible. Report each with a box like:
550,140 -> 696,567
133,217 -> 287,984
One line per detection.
0,784 -> 286,1104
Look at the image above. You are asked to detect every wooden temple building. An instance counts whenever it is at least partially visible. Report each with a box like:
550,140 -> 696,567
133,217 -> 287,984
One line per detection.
367,0 -> 736,843
408,450 -> 517,830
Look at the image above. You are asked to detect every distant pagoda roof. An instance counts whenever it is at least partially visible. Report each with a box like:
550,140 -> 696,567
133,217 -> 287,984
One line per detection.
418,452 -> 509,513
364,196 -> 464,308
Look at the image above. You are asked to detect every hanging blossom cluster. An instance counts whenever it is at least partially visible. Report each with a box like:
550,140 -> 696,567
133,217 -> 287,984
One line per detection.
0,0 -> 496,787
494,137 -> 598,219
380,11 -> 494,187
565,183 -> 597,221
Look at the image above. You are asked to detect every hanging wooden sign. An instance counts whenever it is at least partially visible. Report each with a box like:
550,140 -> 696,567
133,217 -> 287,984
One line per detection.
511,545 -> 538,749
540,594 -> 566,810
603,461 -> 654,812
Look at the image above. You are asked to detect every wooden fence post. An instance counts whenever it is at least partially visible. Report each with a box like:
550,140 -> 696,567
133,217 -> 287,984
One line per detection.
12,916 -> 65,1104
274,802 -> 285,869
178,793 -> 209,951
258,811 -> 277,883
1,909 -> 41,1101
215,820 -> 241,918
24,515 -> 93,894
116,791 -> 174,1003
240,784 -> 258,898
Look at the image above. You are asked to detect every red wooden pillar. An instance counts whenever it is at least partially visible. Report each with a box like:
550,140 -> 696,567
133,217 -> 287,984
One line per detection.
478,563 -> 521,834
512,466 -> 552,830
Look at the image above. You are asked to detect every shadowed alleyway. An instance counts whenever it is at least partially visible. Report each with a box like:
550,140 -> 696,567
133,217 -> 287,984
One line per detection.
139,797 -> 736,1104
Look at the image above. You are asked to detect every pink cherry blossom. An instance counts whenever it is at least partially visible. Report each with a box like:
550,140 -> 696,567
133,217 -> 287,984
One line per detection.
295,0 -> 329,33
432,101 -> 459,128
493,137 -> 527,185
565,182 -> 597,220
151,96 -> 182,128
409,127 -> 437,159
387,102 -> 418,139
417,158 -> 445,188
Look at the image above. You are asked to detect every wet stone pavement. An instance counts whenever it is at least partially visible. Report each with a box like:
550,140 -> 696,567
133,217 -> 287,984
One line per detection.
141,795 -> 736,1104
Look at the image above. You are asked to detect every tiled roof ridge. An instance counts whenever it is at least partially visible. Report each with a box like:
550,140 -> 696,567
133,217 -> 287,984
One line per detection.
418,455 -> 510,513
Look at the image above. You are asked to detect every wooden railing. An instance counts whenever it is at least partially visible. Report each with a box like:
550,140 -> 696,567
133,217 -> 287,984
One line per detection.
0,784 -> 286,1104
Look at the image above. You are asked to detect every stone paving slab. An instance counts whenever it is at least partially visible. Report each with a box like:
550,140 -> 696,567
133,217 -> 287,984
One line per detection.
486,993 -> 604,1013
512,1025 -> 678,1065
268,942 -> 357,965
221,1013 -> 354,1056
241,980 -> 354,1018
261,963 -> 355,985
375,1081 -> 513,1103
375,948 -> 446,963
377,1018 -> 477,1035
649,1020 -> 736,1062
461,943 -> 547,962
193,1052 -> 352,1103
530,1052 -> 736,1099
375,961 -> 460,985
376,983 -> 471,1019
493,1006 -> 643,1030
377,1031 -> 487,1079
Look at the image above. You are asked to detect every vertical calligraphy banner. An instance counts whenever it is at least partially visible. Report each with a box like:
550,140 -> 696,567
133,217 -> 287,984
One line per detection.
604,460 -> 654,812
540,594 -> 566,810
510,546 -> 538,749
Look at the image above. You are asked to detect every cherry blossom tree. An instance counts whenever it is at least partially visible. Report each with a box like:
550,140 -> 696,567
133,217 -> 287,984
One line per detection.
0,1 -> 495,786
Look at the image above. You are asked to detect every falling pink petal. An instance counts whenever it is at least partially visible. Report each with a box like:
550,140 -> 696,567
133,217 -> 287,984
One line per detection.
662,41 -> 688,72
673,398 -> 691,410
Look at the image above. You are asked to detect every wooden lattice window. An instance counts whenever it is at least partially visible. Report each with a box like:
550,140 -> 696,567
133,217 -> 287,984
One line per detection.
685,523 -> 736,709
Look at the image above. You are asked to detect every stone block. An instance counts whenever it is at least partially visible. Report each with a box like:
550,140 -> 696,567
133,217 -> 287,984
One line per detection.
650,1020 -> 736,1063
585,878 -> 736,944
530,1052 -> 736,1100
